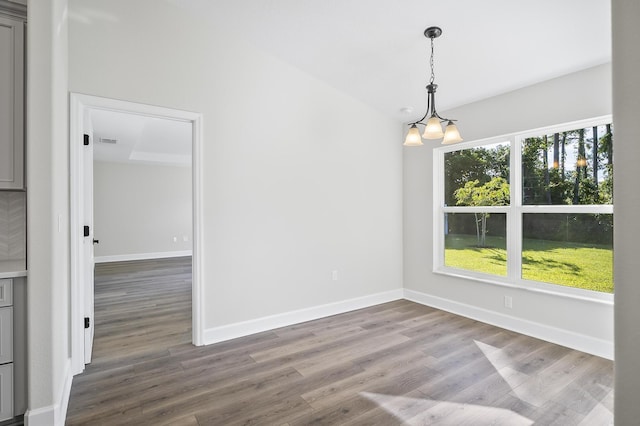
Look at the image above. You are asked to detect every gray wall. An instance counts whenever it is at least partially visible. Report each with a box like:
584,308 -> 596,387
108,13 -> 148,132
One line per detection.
613,0 -> 640,423
68,0 -> 403,330
404,64 -> 613,356
26,0 -> 70,419
93,162 -> 192,260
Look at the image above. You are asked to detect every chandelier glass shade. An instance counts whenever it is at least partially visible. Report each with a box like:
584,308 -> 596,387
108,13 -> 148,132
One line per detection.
403,26 -> 463,146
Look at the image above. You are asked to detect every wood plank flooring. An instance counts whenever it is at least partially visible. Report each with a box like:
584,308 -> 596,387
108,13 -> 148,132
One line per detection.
66,257 -> 614,425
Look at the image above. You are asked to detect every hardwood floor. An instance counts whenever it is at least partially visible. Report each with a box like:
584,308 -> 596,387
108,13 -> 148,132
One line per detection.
66,257 -> 613,425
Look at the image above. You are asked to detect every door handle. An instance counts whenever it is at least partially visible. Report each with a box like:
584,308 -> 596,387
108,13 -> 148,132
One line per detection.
93,239 -> 100,244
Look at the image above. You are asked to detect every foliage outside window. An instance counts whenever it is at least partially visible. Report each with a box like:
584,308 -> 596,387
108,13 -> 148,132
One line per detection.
437,117 -> 613,296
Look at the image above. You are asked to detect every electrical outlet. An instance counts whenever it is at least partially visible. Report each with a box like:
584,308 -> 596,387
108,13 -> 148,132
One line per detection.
172,236 -> 178,243
332,270 -> 338,281
504,295 -> 513,309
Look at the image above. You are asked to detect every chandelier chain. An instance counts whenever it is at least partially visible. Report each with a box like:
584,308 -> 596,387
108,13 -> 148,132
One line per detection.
429,36 -> 435,85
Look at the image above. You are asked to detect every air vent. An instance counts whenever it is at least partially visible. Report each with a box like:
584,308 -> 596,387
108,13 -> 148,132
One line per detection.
99,138 -> 118,144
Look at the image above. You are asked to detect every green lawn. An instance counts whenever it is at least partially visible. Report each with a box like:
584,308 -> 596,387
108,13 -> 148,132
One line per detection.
445,234 -> 613,293
445,235 -> 508,276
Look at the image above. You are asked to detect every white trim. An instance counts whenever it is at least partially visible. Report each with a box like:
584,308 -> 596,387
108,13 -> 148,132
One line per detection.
519,204 -> 613,214
442,206 -> 510,213
57,360 -> 73,426
69,94 -> 84,375
432,268 -> 614,304
191,115 -> 204,346
24,359 -> 73,426
203,289 -> 404,345
95,250 -> 193,264
440,205 -> 613,214
404,288 -> 613,360
510,128 -> 522,282
25,404 -> 55,426
69,93 -> 205,372
433,150 -> 442,272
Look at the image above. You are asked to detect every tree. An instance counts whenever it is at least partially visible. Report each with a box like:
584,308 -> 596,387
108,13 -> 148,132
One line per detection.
543,135 -> 551,204
454,177 -> 510,247
553,133 -> 560,170
561,132 -> 567,180
573,129 -> 586,204
603,124 -> 613,166
444,145 -> 509,206
522,137 -> 545,204
600,124 -> 614,203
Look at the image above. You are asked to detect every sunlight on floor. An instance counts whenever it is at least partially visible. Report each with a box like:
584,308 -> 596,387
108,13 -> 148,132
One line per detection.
474,340 -> 535,405
475,339 -> 613,425
360,391 -> 533,425
358,339 -> 613,425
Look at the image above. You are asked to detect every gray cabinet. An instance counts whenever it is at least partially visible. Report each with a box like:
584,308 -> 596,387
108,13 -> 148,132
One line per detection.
0,363 -> 12,422
0,279 -> 13,421
0,14 -> 24,190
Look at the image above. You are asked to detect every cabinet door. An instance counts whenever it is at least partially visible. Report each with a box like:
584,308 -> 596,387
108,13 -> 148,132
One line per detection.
0,308 -> 11,364
0,280 -> 12,308
0,364 -> 12,421
0,15 -> 24,190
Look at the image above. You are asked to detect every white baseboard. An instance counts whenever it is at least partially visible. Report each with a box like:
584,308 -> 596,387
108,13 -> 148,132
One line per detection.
95,250 -> 192,264
203,289 -> 404,345
25,358 -> 73,426
403,289 -> 613,360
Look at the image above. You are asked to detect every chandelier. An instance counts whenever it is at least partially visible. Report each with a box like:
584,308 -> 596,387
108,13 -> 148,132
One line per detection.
403,26 -> 463,146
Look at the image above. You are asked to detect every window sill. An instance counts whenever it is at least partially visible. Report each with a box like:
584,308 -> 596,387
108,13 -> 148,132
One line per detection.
433,267 -> 614,306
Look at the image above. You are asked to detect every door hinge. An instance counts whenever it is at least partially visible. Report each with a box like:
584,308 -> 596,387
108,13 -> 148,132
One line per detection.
84,317 -> 90,329
83,134 -> 90,146
84,225 -> 90,237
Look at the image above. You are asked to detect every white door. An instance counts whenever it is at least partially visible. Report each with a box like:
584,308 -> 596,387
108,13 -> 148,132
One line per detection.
82,114 -> 95,364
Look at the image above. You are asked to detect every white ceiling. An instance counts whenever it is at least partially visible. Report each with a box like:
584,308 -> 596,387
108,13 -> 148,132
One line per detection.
92,0 -> 611,163
91,109 -> 192,165
180,0 -> 611,121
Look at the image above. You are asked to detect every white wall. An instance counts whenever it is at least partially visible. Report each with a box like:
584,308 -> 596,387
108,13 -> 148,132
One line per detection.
93,161 -> 192,261
404,64 -> 614,358
26,0 -> 71,424
612,0 -> 640,422
68,0 -> 403,329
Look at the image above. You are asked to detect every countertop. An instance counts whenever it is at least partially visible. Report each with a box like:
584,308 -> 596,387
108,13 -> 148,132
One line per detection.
0,259 -> 27,278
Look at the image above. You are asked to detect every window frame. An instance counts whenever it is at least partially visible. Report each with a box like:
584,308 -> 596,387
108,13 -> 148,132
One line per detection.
433,115 -> 613,303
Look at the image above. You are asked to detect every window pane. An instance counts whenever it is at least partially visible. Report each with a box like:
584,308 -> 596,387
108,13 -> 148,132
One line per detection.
445,213 -> 507,276
522,124 -> 613,205
522,213 -> 613,293
444,142 -> 510,206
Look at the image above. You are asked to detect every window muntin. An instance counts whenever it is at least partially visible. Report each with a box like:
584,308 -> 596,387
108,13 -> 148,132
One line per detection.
436,117 -> 613,296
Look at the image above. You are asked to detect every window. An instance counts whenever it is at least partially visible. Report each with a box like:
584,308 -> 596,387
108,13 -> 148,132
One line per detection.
435,117 -> 613,297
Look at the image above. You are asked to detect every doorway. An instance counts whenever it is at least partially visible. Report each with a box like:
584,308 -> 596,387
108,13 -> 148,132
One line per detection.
69,94 -> 204,375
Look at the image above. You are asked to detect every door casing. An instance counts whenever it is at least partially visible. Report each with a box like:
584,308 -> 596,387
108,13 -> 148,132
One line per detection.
69,93 -> 204,375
